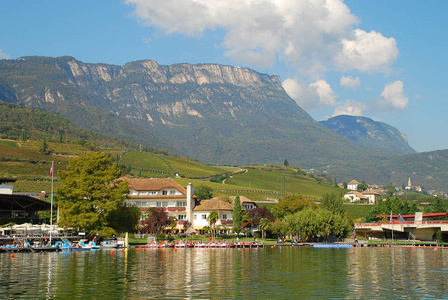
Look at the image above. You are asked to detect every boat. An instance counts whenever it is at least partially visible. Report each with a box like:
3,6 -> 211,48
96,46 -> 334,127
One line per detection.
101,240 -> 119,249
194,242 -> 207,248
53,240 -> 73,251
139,240 -> 158,248
157,240 -> 174,248
88,241 -> 100,250
70,240 -> 93,251
31,245 -> 61,252
175,241 -> 193,248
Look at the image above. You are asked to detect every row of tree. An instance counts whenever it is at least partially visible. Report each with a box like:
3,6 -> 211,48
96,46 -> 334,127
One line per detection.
268,193 -> 353,240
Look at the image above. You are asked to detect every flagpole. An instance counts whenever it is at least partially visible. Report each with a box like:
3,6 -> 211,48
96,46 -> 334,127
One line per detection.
50,161 -> 54,245
390,210 -> 394,244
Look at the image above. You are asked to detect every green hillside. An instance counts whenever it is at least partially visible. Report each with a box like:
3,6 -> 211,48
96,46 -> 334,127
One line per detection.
118,151 -> 230,178
0,101 -> 353,211
0,101 -> 168,155
224,166 -> 347,199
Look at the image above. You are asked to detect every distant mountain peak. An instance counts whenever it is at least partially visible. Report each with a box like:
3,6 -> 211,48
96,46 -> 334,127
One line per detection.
320,115 -> 416,155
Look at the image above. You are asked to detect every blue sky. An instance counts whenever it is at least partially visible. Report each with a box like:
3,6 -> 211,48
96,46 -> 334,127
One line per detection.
1,0 -> 447,153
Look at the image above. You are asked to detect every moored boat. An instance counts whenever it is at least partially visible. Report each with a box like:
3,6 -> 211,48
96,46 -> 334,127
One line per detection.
101,240 -> 119,249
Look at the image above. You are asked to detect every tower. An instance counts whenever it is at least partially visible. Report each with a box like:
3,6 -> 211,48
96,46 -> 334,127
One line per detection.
405,177 -> 412,190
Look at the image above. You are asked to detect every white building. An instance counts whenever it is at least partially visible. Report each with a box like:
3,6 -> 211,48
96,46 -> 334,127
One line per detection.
0,183 -> 13,195
361,190 -> 381,204
193,197 -> 234,232
347,180 -> 359,191
230,196 -> 258,211
344,191 -> 368,203
121,178 -> 195,231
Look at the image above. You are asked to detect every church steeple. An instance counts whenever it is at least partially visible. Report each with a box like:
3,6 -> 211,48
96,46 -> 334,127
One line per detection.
405,177 -> 412,190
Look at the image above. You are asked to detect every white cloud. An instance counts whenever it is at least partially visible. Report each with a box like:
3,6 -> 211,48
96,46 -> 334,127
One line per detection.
0,49 -> 10,59
283,78 -> 336,110
125,0 -> 398,73
375,80 -> 409,111
309,80 -> 337,106
283,78 -> 318,110
335,29 -> 398,73
340,75 -> 360,89
332,100 -> 366,116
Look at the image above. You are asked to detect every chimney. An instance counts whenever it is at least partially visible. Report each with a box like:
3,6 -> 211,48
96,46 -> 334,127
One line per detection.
186,183 -> 194,226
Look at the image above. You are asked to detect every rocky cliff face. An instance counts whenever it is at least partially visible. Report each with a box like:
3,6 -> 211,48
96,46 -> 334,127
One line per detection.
0,56 -> 387,173
320,115 -> 416,155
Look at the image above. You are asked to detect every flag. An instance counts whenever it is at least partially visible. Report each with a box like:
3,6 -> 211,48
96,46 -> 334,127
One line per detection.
390,210 -> 393,223
50,162 -> 54,177
398,214 -> 405,222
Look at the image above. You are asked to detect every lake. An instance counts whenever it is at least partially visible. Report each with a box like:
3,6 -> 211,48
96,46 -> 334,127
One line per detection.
1,246 -> 448,299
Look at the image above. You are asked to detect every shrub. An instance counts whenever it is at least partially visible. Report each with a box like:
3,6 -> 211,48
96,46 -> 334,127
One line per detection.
157,233 -> 166,241
253,231 -> 262,238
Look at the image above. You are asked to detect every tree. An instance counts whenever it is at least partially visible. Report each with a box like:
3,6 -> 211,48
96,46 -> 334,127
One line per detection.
273,194 -> 316,219
386,182 -> 395,198
357,183 -> 368,192
248,206 -> 274,227
207,210 -> 219,238
233,196 -> 242,235
259,218 -> 271,239
40,137 -> 47,154
56,152 -> 133,237
108,204 -> 141,234
221,195 -> 232,204
321,192 -> 345,215
270,219 -> 289,237
141,208 -> 171,235
195,185 -> 213,200
431,197 -> 447,213
287,207 -> 352,241
284,159 -> 289,168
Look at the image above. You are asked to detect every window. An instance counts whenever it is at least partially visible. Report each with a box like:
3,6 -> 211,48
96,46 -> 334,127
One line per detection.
202,214 -> 207,220
194,215 -> 197,220
222,214 -> 227,220
176,202 -> 187,207
162,202 -> 168,207
169,190 -> 176,195
156,202 -> 162,207
178,215 -> 186,220
162,190 -> 168,195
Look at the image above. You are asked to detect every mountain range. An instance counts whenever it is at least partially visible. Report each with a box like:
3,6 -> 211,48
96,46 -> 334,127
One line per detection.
0,56 -> 447,192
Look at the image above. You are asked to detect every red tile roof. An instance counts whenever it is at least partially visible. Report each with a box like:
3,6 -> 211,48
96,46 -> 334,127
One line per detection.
117,177 -> 187,195
193,197 -> 233,211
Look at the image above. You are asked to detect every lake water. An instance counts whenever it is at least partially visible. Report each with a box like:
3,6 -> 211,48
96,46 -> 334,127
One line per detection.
1,246 -> 448,299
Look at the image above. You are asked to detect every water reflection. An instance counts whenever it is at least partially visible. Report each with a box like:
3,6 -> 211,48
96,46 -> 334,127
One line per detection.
1,247 -> 448,298
346,247 -> 448,298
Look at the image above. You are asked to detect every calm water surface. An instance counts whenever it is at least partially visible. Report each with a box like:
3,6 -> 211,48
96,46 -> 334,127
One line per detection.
1,246 -> 448,299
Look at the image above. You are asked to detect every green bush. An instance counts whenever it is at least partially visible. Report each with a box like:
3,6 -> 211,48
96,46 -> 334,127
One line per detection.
436,230 -> 443,243
157,233 -> 167,241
